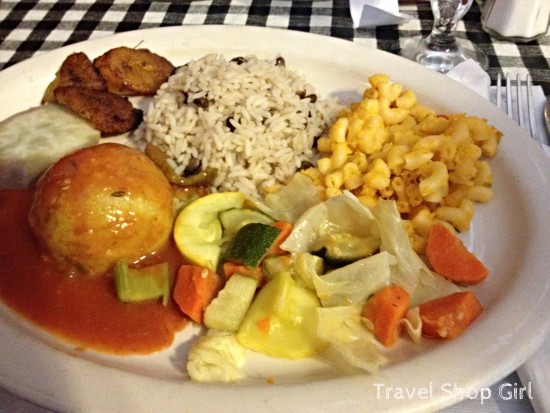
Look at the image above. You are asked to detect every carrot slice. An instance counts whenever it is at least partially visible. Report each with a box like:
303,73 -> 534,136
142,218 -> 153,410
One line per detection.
361,285 -> 410,347
173,264 -> 223,324
419,291 -> 483,339
426,223 -> 489,285
267,221 -> 293,256
222,261 -> 264,283
256,316 -> 271,335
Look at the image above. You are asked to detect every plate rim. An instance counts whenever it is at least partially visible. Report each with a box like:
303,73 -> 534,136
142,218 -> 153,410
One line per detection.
1,24 -> 550,413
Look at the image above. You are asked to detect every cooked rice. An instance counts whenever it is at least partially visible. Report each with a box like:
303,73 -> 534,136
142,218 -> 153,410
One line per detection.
134,54 -> 340,199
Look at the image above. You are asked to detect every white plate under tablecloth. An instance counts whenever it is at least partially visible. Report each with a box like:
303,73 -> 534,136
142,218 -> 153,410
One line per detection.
1,25 -> 550,413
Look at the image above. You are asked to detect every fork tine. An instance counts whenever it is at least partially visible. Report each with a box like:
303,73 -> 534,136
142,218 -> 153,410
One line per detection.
516,73 -> 525,127
505,73 -> 512,118
500,72 -> 544,149
496,72 -> 502,110
526,74 -> 542,147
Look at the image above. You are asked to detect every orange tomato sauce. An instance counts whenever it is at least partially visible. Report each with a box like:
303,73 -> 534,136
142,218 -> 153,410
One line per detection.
0,188 -> 188,355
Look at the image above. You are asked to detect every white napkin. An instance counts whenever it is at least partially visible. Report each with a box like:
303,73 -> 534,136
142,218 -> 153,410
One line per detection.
448,59 -> 550,413
350,0 -> 410,28
446,59 -> 491,99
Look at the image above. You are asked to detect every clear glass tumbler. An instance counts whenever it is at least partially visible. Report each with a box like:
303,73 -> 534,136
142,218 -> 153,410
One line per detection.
400,0 -> 488,73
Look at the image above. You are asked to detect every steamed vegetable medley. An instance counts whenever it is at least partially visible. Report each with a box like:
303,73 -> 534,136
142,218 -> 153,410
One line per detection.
131,173 -> 486,383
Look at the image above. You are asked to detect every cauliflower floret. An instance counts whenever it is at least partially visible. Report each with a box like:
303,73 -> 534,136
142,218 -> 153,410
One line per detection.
187,330 -> 246,383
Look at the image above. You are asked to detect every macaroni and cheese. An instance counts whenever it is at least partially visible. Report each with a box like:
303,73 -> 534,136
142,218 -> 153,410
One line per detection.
302,74 -> 502,252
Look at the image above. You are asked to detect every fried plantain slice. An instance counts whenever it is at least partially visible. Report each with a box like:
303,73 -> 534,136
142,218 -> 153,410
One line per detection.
93,46 -> 175,96
42,52 -> 107,104
54,86 -> 143,136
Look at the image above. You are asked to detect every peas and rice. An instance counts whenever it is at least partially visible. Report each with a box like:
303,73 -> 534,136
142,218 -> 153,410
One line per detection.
134,53 -> 341,199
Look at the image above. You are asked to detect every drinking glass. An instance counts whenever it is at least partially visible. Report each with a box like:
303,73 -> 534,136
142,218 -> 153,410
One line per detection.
400,0 -> 488,73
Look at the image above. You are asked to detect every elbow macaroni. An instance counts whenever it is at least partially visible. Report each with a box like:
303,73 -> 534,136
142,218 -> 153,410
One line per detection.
418,161 -> 449,203
301,73 -> 503,253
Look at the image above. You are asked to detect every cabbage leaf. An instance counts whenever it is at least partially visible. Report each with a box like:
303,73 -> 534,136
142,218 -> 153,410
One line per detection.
264,173 -> 324,223
317,305 -> 388,374
312,252 -> 394,307
281,191 -> 378,253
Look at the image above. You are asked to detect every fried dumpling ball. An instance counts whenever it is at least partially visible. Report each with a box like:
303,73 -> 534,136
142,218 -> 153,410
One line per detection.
28,143 -> 174,276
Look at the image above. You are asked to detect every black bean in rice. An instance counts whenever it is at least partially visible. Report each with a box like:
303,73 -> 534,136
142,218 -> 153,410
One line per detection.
134,53 -> 340,199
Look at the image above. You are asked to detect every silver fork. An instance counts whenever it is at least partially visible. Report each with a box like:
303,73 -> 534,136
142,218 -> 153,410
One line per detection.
496,72 -> 543,148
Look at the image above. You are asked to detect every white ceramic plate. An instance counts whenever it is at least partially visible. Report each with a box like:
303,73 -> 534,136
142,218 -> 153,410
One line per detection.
1,25 -> 550,413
